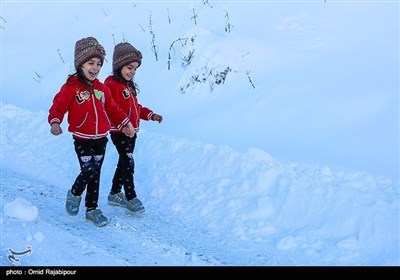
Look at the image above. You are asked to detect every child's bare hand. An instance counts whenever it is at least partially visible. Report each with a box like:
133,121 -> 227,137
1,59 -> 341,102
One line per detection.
122,122 -> 136,138
151,114 -> 163,123
50,123 -> 63,135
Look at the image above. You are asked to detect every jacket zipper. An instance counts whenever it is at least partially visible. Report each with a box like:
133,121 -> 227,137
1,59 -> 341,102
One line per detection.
91,92 -> 99,138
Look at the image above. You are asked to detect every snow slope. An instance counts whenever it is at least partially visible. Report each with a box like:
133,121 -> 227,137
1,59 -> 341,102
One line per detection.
1,104 -> 398,266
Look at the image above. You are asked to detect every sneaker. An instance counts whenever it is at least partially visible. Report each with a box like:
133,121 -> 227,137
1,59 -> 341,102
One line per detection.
85,209 -> 109,227
126,198 -> 145,215
108,192 -> 128,207
66,190 -> 81,216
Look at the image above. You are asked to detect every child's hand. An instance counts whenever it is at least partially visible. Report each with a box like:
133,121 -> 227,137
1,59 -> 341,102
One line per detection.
122,122 -> 136,138
50,123 -> 63,135
151,114 -> 163,123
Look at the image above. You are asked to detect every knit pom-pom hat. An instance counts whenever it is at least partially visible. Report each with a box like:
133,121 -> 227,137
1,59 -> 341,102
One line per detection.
112,42 -> 142,72
74,37 -> 106,70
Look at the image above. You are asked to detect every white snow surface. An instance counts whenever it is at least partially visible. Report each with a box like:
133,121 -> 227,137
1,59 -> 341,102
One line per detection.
1,0 -> 399,268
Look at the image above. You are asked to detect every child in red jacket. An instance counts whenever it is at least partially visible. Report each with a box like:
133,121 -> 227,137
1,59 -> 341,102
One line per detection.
48,37 -> 135,227
105,42 -> 163,215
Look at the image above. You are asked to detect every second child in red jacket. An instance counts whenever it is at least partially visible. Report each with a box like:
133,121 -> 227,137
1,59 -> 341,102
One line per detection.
105,42 -> 163,215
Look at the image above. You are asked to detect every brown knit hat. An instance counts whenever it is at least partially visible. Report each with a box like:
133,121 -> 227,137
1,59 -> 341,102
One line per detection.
74,37 -> 106,70
112,42 -> 142,72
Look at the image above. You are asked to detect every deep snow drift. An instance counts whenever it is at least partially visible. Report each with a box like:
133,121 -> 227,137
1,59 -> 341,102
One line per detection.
1,104 -> 399,266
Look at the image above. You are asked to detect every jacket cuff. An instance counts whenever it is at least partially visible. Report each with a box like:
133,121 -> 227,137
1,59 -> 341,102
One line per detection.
49,118 -> 61,125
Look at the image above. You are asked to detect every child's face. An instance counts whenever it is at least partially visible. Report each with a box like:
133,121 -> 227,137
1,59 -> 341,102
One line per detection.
121,62 -> 139,81
81,57 -> 102,82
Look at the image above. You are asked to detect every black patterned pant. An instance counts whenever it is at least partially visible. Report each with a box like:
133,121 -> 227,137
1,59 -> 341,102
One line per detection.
110,133 -> 137,201
71,137 -> 108,209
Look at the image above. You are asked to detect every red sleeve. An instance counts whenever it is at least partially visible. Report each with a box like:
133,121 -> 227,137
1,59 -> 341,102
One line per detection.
48,84 -> 74,125
139,104 -> 154,121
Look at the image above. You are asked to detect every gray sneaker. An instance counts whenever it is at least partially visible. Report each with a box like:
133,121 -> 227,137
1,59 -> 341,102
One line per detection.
108,192 -> 128,207
126,198 -> 145,215
66,190 -> 81,216
86,209 -> 109,227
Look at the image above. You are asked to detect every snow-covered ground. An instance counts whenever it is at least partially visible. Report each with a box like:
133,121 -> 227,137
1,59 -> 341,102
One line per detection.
1,0 -> 399,269
1,104 -> 398,267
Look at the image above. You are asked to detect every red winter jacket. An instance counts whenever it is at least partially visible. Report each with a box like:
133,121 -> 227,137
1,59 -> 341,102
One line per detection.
48,76 -> 129,140
104,76 -> 154,133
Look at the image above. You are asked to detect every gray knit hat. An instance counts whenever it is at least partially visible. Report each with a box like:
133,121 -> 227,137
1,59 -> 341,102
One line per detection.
112,42 -> 142,72
74,37 -> 106,70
